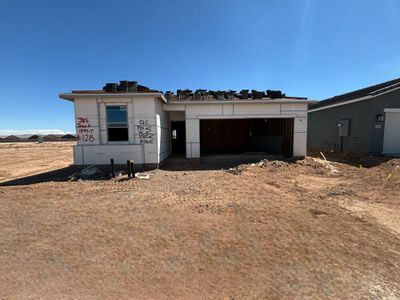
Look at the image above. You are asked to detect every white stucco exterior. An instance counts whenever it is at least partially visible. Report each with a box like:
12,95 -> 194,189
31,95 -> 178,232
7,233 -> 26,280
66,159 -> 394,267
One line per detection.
60,92 -> 310,165
165,100 -> 308,158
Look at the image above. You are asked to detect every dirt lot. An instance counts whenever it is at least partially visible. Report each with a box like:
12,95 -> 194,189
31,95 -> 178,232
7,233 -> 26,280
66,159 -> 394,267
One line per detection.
0,142 -> 74,182
0,143 -> 400,299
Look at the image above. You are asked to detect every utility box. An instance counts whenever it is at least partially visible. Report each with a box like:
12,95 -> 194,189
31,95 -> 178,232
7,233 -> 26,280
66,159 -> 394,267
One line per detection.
338,119 -> 350,137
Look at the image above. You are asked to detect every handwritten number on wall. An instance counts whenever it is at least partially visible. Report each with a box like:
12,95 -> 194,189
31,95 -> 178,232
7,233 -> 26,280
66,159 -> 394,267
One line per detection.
77,117 -> 95,143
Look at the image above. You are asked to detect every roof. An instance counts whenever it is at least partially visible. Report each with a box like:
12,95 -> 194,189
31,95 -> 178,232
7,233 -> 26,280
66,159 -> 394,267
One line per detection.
61,134 -> 77,139
4,135 -> 20,140
310,77 -> 400,111
166,98 -> 311,106
60,81 -> 309,103
60,81 -> 167,102
165,95 -> 308,102
60,92 -> 167,103
71,84 -> 157,94
43,134 -> 65,140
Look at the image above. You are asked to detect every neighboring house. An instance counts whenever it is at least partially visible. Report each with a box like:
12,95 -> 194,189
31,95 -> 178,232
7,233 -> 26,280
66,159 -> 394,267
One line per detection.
59,81 -> 311,166
61,134 -> 77,140
308,78 -> 400,155
28,135 -> 43,141
43,134 -> 61,141
3,135 -> 20,142
28,135 -> 40,140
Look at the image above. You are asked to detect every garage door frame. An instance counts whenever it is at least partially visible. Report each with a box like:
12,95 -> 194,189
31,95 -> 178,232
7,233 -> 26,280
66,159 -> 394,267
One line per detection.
199,117 -> 294,157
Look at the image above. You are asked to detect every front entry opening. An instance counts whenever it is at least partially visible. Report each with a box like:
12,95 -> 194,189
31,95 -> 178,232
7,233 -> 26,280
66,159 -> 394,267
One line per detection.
200,118 -> 293,157
171,121 -> 186,155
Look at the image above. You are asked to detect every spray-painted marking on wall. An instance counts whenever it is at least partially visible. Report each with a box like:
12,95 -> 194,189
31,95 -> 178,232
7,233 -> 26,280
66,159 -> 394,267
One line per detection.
77,117 -> 95,143
136,120 -> 155,144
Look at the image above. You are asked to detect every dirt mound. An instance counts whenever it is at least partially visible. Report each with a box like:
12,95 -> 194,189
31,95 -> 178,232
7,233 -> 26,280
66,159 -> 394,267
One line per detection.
226,165 -> 248,175
227,157 -> 337,176
227,160 -> 293,175
262,160 -> 290,169
378,158 -> 400,169
365,159 -> 400,189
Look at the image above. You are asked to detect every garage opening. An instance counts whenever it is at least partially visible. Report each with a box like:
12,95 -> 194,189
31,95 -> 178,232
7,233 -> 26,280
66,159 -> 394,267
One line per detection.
200,118 -> 293,156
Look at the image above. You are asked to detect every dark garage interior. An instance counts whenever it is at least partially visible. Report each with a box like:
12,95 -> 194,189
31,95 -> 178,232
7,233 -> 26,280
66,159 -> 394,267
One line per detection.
200,118 -> 294,156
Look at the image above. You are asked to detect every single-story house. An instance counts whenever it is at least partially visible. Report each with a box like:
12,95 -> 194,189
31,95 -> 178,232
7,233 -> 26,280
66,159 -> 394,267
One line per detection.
308,78 -> 400,155
43,134 -> 63,141
3,135 -> 20,142
61,134 -> 77,140
28,135 -> 42,140
59,81 -> 311,166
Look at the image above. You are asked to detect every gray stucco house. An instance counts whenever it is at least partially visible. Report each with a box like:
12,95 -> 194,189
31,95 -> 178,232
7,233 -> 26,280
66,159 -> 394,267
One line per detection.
308,78 -> 400,155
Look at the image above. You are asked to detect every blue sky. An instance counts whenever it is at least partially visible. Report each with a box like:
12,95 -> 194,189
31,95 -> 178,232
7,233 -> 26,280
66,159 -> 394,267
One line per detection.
0,0 -> 399,134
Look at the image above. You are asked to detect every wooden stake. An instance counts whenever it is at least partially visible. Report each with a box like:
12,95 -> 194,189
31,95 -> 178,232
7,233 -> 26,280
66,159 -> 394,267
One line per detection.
127,160 -> 132,178
110,159 -> 115,178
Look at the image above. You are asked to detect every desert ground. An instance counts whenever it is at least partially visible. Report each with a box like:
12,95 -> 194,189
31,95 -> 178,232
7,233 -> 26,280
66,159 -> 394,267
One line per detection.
0,142 -> 73,182
0,142 -> 400,299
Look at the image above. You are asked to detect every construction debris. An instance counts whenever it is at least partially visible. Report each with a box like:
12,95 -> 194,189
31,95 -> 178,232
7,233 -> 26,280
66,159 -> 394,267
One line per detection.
68,166 -> 152,181
319,152 -> 340,174
135,172 -> 151,180
68,166 -> 105,181
115,170 -> 127,177
227,165 -> 247,175
309,208 -> 328,217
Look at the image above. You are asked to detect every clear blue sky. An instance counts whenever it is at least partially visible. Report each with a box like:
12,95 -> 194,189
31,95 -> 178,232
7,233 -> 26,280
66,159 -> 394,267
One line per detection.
0,0 -> 399,134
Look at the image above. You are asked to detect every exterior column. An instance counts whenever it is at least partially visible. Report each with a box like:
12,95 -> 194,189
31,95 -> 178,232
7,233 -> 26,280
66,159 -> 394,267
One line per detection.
185,118 -> 200,158
293,116 -> 307,157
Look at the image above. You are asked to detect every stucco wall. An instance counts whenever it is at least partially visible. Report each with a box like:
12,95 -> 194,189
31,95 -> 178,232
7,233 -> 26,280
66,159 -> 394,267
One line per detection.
73,144 -> 146,165
73,96 -> 162,165
173,102 -> 308,158
367,89 -> 400,154
155,98 -> 171,162
74,98 -> 101,145
308,100 -> 372,153
73,97 -> 309,164
308,88 -> 400,154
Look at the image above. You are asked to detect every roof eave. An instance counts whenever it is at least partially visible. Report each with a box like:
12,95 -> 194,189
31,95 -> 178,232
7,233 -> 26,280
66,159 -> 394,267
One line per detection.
310,79 -> 400,112
166,98 -> 312,105
59,92 -> 167,103
309,84 -> 400,112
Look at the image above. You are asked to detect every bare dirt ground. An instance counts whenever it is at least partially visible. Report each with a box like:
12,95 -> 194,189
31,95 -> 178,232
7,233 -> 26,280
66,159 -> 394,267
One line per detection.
0,143 -> 400,299
0,142 -> 74,182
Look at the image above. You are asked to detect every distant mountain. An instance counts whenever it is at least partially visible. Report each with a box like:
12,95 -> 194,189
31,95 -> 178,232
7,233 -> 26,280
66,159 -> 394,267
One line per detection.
0,134 -> 75,138
0,133 -> 76,141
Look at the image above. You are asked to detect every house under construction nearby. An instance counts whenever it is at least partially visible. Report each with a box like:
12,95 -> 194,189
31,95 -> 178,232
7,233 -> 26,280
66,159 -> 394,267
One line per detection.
59,81 -> 311,166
